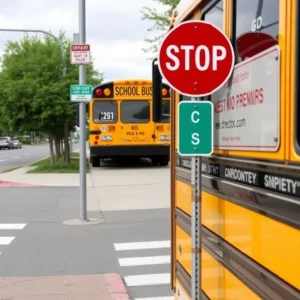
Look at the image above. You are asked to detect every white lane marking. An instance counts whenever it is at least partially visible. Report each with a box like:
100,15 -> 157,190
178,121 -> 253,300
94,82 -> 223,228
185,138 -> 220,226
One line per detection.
118,255 -> 170,266
114,240 -> 170,251
124,273 -> 170,286
0,224 -> 27,230
0,237 -> 15,245
14,157 -> 20,159
25,154 -> 31,156
0,159 -> 5,162
135,297 -> 173,300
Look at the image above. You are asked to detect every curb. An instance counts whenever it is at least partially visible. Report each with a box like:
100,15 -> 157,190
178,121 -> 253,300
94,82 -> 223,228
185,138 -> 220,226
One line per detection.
104,273 -> 130,300
0,180 -> 41,187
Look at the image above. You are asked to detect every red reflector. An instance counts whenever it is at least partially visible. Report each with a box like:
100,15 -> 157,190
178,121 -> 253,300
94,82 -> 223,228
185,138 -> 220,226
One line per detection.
95,89 -> 102,96
94,141 -> 98,145
95,136 -> 99,140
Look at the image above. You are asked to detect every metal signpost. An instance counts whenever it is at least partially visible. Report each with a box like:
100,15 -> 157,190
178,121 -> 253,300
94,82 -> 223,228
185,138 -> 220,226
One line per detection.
158,20 -> 234,299
68,0 -> 91,222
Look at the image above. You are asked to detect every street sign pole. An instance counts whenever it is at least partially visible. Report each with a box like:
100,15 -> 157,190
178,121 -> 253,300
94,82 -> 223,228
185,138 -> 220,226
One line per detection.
157,20 -> 234,299
79,0 -> 87,221
190,96 -> 201,300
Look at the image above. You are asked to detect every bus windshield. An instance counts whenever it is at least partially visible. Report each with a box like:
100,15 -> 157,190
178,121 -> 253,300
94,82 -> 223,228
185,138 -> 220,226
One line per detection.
121,100 -> 150,123
93,100 -> 117,123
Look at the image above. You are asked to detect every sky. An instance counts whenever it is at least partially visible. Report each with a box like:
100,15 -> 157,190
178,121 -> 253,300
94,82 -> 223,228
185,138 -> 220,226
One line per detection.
0,0 -> 163,82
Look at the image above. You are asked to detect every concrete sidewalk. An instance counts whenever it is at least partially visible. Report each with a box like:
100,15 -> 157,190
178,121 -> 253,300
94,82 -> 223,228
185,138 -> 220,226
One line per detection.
0,273 -> 130,300
0,148 -> 92,187
0,148 -> 170,212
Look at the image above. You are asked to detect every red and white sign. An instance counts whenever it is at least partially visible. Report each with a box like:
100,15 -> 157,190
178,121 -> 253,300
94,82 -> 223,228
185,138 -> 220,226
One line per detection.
212,45 -> 280,151
70,44 -> 91,64
158,20 -> 234,97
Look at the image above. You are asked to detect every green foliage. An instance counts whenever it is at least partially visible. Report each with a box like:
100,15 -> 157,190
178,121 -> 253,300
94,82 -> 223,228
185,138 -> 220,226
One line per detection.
0,31 -> 103,137
141,0 -> 180,57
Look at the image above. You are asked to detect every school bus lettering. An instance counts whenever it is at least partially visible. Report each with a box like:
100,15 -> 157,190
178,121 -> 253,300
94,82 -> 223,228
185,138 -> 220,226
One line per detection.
115,86 -> 140,96
201,162 -> 219,176
264,175 -> 300,195
141,86 -> 152,95
224,167 -> 257,184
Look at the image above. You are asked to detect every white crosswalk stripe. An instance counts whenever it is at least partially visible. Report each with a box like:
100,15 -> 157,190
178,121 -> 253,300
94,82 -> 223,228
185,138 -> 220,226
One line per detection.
114,239 -> 173,299
0,223 -> 27,255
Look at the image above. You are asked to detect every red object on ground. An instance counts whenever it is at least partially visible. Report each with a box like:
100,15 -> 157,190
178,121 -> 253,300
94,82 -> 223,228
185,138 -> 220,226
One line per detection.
0,273 -> 130,299
0,180 -> 41,187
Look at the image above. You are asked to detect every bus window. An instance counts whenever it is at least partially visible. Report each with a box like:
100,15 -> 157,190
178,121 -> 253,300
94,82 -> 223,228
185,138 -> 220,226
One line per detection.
121,100 -> 150,123
161,100 -> 170,122
201,0 -> 223,30
93,100 -> 117,123
234,0 -> 279,61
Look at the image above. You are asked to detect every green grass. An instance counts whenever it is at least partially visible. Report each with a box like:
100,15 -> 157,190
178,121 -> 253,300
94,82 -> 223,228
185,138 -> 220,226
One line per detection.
1,166 -> 22,173
28,152 -> 88,173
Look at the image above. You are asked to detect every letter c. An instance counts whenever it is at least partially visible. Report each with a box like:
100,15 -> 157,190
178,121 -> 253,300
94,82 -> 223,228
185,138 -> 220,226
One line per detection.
191,111 -> 200,123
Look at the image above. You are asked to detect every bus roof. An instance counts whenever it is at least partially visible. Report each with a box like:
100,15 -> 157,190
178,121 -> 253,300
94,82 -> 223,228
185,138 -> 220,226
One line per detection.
170,0 -> 202,28
93,79 -> 170,90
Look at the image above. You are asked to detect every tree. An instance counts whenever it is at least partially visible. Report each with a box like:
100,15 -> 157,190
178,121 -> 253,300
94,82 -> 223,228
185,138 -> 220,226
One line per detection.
0,31 -> 103,164
141,0 -> 180,58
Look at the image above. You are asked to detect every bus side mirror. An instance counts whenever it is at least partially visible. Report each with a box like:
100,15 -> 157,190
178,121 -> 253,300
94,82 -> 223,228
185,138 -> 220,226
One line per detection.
152,58 -> 162,122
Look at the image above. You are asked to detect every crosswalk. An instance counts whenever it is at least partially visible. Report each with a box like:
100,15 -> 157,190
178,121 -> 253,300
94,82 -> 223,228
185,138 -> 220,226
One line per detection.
0,223 -> 27,256
114,240 -> 174,300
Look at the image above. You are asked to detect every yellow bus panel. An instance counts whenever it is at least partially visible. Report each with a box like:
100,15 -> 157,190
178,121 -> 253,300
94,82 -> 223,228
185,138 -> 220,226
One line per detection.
176,225 -> 192,275
202,191 -> 300,289
175,180 -> 192,216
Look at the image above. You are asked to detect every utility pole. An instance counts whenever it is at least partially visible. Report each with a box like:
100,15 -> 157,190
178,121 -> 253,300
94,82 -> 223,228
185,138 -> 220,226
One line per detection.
79,0 -> 87,221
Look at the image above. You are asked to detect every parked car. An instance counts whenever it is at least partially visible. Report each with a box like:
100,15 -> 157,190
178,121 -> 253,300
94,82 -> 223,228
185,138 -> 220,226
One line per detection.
0,136 -> 14,150
12,139 -> 22,149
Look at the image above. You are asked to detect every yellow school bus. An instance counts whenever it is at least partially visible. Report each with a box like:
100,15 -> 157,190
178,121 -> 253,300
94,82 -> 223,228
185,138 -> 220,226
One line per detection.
89,79 -> 170,167
152,0 -> 300,299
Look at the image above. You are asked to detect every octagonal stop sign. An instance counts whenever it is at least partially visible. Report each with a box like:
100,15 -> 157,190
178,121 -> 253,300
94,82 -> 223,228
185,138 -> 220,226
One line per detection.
158,20 -> 234,97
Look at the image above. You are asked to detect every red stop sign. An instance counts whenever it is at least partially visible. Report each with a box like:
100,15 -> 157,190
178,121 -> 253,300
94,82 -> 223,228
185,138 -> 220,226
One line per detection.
158,20 -> 234,97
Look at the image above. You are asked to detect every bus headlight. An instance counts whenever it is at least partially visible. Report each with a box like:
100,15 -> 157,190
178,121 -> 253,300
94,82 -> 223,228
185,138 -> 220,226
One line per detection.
100,135 -> 112,141
160,135 -> 170,140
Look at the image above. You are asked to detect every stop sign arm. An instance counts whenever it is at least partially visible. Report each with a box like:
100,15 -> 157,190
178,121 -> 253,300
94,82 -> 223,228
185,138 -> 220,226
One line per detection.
152,58 -> 163,122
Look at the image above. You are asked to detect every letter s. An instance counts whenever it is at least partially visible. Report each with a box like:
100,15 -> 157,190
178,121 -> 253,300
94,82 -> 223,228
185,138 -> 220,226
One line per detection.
191,133 -> 200,145
166,45 -> 179,71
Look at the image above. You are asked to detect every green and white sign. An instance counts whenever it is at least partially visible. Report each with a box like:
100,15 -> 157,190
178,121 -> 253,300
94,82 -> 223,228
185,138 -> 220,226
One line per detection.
178,101 -> 213,156
70,84 -> 93,102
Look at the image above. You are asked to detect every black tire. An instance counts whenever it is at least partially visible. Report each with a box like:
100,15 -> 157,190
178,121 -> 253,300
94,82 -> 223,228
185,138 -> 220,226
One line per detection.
159,156 -> 169,166
151,157 -> 160,166
91,157 -> 100,167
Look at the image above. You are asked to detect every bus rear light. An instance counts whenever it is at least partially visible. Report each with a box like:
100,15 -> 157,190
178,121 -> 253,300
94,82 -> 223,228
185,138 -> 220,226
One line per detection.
104,88 -> 111,96
95,88 -> 103,97
94,141 -> 98,145
100,135 -> 112,141
162,88 -> 169,96
95,136 -> 99,140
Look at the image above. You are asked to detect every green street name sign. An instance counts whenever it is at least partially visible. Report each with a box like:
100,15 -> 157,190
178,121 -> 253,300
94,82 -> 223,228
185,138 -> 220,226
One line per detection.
178,101 -> 213,156
70,84 -> 93,102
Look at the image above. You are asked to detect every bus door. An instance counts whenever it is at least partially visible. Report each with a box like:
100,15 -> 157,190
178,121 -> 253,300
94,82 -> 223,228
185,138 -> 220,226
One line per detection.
120,100 -> 153,143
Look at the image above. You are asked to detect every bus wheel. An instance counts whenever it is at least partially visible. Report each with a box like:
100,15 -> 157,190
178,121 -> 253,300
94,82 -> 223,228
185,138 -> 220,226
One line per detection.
151,157 -> 159,166
159,156 -> 169,166
91,157 -> 100,167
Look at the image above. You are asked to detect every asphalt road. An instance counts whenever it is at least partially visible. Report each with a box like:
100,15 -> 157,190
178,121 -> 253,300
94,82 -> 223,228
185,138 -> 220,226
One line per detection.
0,187 -> 172,299
0,143 -> 79,173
